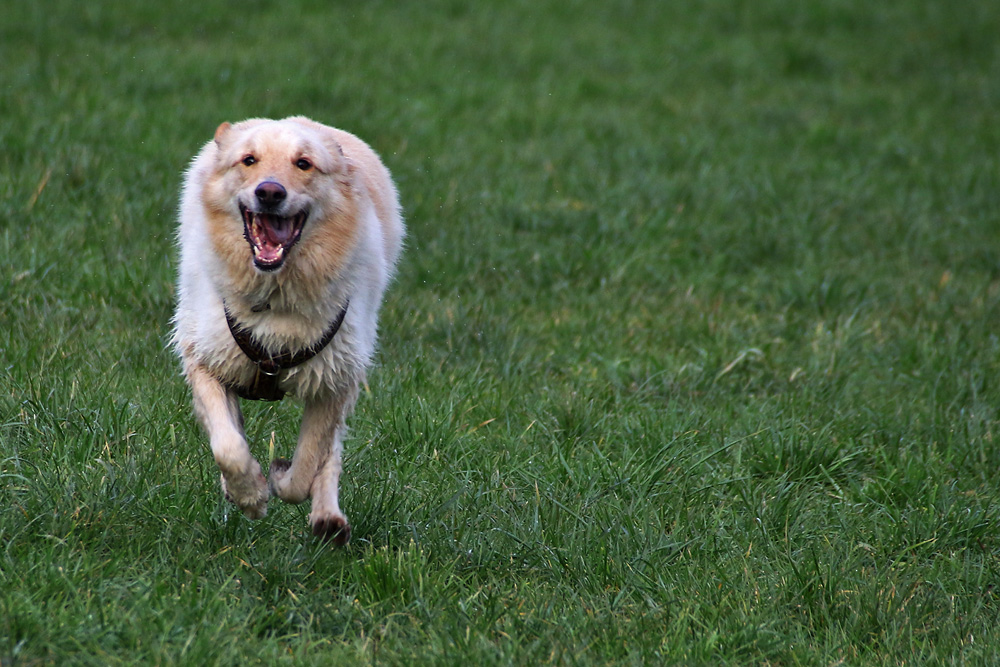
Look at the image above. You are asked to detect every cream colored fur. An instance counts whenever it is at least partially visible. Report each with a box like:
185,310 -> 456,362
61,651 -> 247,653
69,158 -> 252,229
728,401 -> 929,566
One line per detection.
172,116 -> 403,544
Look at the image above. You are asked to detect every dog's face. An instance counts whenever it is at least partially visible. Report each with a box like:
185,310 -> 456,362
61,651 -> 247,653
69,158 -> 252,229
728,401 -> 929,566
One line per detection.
204,119 -> 354,273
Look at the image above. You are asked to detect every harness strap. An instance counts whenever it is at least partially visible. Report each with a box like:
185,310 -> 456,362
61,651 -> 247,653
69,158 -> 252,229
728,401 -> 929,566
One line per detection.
223,300 -> 349,401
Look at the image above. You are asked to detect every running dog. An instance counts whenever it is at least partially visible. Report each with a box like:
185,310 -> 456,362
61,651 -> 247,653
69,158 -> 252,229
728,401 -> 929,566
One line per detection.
172,116 -> 404,545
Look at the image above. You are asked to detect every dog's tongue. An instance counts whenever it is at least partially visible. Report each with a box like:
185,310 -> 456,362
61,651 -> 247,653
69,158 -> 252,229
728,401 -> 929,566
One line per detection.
260,214 -> 296,245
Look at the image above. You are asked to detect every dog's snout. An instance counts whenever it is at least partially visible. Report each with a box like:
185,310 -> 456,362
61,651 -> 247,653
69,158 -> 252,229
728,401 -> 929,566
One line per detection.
255,181 -> 287,207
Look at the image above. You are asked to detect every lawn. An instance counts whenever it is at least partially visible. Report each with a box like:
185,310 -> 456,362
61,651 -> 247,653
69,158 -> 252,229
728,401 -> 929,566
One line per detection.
3,0 -> 1000,663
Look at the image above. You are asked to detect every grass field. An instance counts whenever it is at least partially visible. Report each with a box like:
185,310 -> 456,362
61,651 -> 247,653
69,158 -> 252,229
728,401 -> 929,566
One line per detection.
3,0 -> 1000,663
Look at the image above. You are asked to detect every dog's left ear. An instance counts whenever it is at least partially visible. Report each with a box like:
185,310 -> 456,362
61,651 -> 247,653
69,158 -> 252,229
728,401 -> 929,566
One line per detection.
331,140 -> 348,166
328,140 -> 356,178
214,122 -> 232,147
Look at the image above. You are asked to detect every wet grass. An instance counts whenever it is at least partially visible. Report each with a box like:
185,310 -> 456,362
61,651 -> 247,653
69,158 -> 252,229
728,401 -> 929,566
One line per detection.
3,0 -> 1000,663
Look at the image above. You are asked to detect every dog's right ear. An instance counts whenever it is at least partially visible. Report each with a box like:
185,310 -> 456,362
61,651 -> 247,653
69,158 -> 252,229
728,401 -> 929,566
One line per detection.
214,122 -> 232,147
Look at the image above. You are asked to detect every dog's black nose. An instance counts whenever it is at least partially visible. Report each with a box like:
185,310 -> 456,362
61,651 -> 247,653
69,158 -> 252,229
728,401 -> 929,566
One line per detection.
255,181 -> 287,207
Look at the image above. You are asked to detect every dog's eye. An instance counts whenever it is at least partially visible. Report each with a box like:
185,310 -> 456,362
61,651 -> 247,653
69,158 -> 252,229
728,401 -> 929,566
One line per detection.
295,158 -> 313,171
241,155 -> 257,167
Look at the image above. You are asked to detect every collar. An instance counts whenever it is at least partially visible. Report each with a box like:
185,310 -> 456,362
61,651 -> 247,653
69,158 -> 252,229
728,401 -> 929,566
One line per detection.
223,299 -> 349,401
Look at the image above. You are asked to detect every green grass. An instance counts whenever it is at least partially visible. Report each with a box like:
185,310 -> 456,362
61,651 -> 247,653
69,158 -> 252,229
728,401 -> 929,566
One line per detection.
3,0 -> 1000,663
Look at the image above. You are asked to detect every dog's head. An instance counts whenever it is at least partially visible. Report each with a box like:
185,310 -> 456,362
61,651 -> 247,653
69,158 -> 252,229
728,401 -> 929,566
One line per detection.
204,118 -> 355,273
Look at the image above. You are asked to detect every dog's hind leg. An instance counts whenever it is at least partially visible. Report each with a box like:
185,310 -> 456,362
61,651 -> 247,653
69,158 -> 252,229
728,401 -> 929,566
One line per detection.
186,361 -> 269,519
269,385 -> 357,545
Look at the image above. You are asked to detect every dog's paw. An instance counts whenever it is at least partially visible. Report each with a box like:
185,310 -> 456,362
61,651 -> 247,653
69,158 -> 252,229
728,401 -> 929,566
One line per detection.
310,512 -> 351,546
268,457 -> 309,503
220,470 -> 269,520
267,457 -> 292,493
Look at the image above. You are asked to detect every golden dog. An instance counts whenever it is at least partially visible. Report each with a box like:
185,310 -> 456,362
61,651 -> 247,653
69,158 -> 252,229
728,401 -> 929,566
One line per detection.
172,117 -> 404,544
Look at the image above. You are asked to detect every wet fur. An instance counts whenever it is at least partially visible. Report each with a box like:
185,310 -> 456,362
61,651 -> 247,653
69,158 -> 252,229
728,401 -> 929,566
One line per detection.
172,116 -> 403,544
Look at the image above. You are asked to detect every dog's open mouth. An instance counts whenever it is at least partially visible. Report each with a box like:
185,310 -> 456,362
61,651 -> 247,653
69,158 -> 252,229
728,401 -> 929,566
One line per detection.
240,205 -> 307,271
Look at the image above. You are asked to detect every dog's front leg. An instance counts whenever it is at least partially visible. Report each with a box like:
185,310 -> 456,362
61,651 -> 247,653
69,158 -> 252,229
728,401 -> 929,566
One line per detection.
185,361 -> 269,519
269,385 -> 357,545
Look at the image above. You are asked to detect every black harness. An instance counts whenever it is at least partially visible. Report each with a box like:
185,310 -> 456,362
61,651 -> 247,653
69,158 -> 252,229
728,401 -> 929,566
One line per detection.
223,300 -> 349,401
